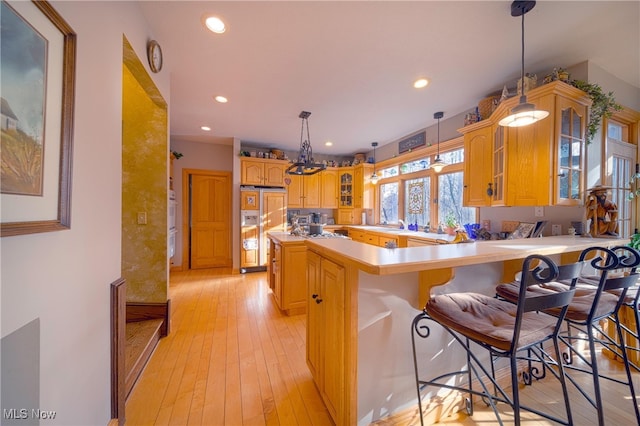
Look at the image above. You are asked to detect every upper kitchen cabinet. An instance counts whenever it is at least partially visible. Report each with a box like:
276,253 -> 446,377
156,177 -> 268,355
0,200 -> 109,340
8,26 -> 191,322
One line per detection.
353,163 -> 374,209
461,81 -> 591,207
320,168 -> 339,209
240,157 -> 288,187
337,164 -> 374,224
287,172 -> 321,208
338,168 -> 354,209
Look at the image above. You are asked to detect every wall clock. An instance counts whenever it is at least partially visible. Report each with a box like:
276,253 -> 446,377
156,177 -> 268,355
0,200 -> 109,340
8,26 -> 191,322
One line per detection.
147,40 -> 163,73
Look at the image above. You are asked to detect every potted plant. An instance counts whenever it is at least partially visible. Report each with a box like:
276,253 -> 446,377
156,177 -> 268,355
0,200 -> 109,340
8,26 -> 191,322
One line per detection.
569,79 -> 622,144
443,212 -> 458,236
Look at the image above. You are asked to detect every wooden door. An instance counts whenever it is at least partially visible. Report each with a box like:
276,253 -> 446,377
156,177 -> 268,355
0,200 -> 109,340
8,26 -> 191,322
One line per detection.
321,169 -> 339,208
264,162 -> 287,187
261,191 -> 287,266
306,251 -> 322,379
463,125 -> 492,207
241,226 -> 259,268
303,173 -> 321,208
320,257 -> 345,424
287,174 -> 304,208
190,172 -> 232,269
240,159 -> 264,185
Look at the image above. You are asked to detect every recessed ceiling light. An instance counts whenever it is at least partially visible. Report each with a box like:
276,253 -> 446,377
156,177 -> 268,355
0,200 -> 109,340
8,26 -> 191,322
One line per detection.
214,95 -> 228,103
203,16 -> 226,34
325,141 -> 333,147
414,78 -> 429,89
201,126 -> 211,131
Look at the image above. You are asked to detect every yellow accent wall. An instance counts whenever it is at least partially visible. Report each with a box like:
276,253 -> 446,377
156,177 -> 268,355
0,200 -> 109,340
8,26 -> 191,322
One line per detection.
122,63 -> 168,302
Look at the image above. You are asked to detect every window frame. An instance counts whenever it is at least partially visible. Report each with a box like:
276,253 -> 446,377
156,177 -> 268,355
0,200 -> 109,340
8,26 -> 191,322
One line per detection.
602,107 -> 640,237
372,136 -> 475,228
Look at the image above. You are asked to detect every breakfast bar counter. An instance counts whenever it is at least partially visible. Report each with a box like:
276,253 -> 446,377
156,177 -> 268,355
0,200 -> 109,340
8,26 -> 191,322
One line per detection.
303,236 -> 628,425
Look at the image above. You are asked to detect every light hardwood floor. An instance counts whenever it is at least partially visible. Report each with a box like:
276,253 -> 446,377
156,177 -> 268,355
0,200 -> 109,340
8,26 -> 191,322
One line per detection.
126,268 -> 640,425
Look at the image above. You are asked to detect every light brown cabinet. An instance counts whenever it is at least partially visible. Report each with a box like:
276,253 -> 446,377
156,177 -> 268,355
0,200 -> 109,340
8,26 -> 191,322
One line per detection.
354,163 -> 374,209
240,158 -> 288,187
320,168 -> 339,208
286,173 -> 321,208
306,251 -> 346,425
337,164 -> 374,224
461,81 -> 590,207
269,238 -> 307,315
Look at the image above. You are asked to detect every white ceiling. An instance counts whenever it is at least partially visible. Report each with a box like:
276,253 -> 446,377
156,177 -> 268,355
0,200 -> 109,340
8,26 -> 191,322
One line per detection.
139,1 -> 640,156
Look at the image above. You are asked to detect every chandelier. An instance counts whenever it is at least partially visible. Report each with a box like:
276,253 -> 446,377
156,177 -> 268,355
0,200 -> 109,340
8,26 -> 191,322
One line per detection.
286,111 -> 326,176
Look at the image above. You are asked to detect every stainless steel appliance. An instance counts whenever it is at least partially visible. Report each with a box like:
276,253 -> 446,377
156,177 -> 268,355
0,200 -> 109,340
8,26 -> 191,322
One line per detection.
240,187 -> 287,273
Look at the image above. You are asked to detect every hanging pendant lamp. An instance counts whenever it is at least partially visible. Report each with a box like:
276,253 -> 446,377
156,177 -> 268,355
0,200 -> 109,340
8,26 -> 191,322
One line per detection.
285,111 -> 326,176
430,111 -> 447,173
370,142 -> 380,184
498,1 -> 549,127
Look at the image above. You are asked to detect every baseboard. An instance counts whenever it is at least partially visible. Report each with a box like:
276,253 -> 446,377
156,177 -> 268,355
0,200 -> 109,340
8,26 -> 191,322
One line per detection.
110,278 -> 126,426
126,300 -> 171,337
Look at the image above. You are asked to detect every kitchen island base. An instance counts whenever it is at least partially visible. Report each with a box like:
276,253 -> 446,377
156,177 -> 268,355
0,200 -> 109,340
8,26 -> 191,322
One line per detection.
304,236 -> 626,425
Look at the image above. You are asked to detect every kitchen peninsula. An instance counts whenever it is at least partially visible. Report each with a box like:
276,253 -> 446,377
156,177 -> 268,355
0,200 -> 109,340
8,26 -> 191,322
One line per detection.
304,235 -> 628,425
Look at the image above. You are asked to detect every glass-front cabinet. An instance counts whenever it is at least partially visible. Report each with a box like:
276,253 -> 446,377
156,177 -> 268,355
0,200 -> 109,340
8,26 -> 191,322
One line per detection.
461,81 -> 591,207
556,97 -> 586,205
339,169 -> 353,207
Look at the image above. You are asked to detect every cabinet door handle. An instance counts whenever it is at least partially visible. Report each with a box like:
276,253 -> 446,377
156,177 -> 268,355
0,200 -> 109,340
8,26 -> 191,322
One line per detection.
486,182 -> 494,196
312,294 -> 323,303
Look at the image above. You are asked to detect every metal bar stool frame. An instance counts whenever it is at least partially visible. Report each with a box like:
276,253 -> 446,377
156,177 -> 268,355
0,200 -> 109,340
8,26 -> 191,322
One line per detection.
557,246 -> 640,425
411,254 -> 580,426
495,246 -> 640,426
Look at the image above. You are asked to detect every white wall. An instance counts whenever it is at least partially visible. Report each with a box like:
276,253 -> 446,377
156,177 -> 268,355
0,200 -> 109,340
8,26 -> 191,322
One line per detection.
1,1 -> 169,424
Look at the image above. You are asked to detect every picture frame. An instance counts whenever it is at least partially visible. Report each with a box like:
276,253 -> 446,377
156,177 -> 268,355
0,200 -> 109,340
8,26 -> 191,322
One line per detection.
1,0 -> 76,237
509,222 -> 536,239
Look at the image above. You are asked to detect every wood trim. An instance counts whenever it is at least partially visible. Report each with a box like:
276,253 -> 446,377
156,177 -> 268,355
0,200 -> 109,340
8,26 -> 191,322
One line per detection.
110,278 -> 126,425
126,300 -> 171,337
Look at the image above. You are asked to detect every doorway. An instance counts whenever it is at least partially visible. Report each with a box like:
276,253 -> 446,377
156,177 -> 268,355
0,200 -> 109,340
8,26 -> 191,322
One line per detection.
182,168 -> 232,269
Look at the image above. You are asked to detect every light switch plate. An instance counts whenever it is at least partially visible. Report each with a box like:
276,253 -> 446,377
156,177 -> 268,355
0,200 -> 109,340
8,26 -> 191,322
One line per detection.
551,224 -> 561,236
534,206 -> 544,217
137,212 -> 147,225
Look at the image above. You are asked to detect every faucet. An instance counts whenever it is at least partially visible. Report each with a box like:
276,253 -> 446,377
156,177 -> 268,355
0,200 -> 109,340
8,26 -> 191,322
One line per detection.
398,219 -> 405,229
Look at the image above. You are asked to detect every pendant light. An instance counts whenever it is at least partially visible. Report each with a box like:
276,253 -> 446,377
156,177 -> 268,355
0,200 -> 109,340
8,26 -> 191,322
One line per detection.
286,111 -> 326,175
430,111 -> 447,173
498,1 -> 549,127
370,142 -> 380,185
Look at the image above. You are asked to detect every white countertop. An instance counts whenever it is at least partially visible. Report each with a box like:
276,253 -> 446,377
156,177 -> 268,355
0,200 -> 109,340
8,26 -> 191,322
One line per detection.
305,235 -> 629,275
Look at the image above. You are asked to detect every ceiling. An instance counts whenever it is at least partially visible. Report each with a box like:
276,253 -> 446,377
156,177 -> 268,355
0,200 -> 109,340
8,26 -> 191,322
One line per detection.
139,1 -> 639,156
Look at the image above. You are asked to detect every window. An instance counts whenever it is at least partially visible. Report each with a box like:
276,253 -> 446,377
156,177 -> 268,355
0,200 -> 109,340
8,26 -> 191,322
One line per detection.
437,171 -> 476,227
404,177 -> 430,227
380,182 -> 399,224
400,158 -> 430,174
440,148 -> 464,165
606,117 -> 636,238
373,135 -> 477,228
380,165 -> 399,178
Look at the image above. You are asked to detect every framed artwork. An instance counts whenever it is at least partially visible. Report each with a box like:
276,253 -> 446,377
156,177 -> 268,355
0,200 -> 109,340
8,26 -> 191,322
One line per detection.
509,222 -> 536,239
1,0 -> 76,237
398,131 -> 426,154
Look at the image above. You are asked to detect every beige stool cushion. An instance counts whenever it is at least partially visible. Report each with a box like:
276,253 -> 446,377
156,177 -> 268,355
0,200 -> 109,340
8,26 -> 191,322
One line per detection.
496,281 -> 618,322
426,293 -> 558,351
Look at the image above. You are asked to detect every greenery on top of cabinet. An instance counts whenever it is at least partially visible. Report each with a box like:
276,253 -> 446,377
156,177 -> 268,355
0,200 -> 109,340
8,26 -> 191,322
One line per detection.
569,80 -> 622,144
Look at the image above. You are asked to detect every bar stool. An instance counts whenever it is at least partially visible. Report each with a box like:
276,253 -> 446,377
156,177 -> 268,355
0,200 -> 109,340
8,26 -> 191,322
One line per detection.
495,246 -> 640,426
411,254 -> 580,426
